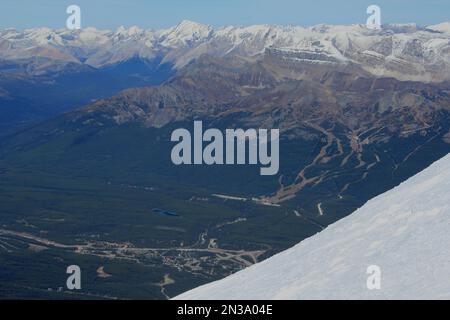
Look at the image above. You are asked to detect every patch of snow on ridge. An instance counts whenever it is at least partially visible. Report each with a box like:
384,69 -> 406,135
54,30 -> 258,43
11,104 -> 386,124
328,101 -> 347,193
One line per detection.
428,22 -> 450,34
175,153 -> 450,300
1,21 -> 450,80
158,20 -> 213,47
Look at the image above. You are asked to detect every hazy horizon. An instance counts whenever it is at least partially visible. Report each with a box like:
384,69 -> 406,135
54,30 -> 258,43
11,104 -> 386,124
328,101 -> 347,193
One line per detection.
0,0 -> 449,30
2,19 -> 450,32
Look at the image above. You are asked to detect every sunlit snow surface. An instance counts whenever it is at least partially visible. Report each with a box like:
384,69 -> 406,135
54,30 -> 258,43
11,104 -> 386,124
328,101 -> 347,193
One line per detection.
176,154 -> 450,300
3,21 -> 450,79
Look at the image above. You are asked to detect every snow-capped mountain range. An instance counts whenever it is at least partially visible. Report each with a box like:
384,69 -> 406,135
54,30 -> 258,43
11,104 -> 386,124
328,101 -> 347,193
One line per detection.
176,153 -> 450,300
1,20 -> 450,81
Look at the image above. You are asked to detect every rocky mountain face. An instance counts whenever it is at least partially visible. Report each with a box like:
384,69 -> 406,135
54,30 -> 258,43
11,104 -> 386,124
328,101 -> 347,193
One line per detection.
77,53 -> 450,133
1,20 -> 449,136
3,51 -> 450,217
1,21 -> 450,81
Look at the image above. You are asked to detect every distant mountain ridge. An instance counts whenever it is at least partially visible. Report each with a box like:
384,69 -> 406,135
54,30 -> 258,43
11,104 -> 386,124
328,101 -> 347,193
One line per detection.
1,20 -> 450,81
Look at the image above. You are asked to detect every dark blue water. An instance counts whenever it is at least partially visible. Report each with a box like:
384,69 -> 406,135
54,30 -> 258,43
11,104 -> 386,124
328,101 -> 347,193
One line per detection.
152,208 -> 180,217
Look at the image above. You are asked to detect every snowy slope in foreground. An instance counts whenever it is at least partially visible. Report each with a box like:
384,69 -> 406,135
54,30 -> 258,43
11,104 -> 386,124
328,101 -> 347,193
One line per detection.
176,154 -> 450,300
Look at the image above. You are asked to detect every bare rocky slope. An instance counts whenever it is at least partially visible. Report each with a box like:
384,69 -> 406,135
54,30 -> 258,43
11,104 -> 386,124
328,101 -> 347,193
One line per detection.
2,52 -> 450,214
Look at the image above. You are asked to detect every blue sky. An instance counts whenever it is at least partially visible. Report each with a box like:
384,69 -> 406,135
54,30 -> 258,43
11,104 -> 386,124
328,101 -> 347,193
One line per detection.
0,0 -> 449,30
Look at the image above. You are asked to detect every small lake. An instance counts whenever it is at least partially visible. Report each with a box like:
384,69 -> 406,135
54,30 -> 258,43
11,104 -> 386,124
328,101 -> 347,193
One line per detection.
152,208 -> 181,217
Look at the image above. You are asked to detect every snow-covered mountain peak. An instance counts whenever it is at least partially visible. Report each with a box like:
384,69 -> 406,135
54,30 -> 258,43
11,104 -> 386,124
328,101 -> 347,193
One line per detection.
428,22 -> 450,34
115,25 -> 145,37
76,27 -> 111,43
1,20 -> 450,81
159,20 -> 213,46
176,19 -> 211,31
